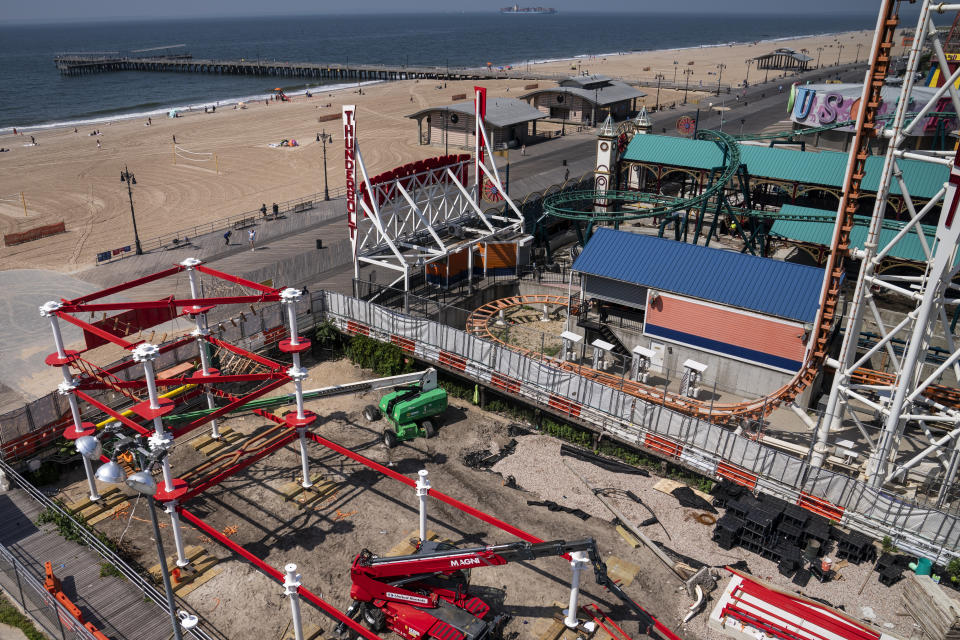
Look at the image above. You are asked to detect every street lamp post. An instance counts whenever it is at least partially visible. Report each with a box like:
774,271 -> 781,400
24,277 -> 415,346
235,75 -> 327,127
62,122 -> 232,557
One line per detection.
654,73 -> 665,110
683,68 -> 693,104
673,60 -> 678,85
119,166 -> 143,255
836,44 -> 844,66
716,63 -> 726,96
318,131 -> 332,201
744,58 -> 753,87
855,43 -> 863,64
816,46 -> 824,69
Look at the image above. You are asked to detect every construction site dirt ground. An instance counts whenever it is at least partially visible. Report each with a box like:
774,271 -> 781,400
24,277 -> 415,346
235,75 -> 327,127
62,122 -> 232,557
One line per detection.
53,357 -> 692,640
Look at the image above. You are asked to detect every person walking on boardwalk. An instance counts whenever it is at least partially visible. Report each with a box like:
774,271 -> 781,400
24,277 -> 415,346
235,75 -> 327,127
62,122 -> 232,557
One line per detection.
260,203 -> 267,219
223,230 -> 232,245
272,202 -> 279,217
248,228 -> 256,251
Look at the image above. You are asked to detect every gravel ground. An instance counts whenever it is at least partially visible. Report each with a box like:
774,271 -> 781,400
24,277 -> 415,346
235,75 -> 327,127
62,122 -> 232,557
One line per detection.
492,435 -> 923,640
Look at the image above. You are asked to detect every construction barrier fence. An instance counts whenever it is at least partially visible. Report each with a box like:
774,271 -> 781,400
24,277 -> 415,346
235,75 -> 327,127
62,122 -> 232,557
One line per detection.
3,221 -> 66,247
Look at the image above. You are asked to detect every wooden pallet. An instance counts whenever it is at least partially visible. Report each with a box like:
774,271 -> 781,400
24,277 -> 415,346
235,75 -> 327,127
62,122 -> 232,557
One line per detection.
533,602 -> 610,640
386,529 -> 444,557
281,474 -> 340,510
283,622 -> 325,640
191,427 -> 245,457
148,544 -> 221,598
65,488 -> 131,526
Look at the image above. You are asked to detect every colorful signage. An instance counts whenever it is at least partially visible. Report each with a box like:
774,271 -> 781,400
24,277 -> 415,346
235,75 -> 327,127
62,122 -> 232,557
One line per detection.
789,84 -> 954,135
343,105 -> 357,251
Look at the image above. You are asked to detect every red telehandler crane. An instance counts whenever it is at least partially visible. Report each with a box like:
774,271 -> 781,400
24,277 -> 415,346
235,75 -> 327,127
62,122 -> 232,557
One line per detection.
338,537 -> 683,640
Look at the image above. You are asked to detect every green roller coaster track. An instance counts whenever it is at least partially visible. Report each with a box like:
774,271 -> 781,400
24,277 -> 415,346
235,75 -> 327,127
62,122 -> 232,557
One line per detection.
540,110 -> 957,255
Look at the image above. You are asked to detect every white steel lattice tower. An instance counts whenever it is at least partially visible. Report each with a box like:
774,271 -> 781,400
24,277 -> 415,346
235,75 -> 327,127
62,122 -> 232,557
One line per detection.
821,0 -> 960,499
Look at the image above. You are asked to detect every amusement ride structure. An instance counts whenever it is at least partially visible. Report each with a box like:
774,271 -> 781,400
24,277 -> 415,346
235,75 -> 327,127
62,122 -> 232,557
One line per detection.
473,0 -> 960,492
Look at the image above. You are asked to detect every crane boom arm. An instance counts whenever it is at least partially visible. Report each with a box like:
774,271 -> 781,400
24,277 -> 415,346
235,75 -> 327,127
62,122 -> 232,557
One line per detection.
350,538 -> 680,640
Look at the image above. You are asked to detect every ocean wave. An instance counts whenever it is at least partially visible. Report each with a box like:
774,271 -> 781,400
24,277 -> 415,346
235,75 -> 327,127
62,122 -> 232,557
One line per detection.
0,79 -> 382,134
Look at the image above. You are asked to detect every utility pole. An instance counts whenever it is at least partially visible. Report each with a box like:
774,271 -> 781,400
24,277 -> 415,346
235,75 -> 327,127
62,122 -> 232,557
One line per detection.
855,43 -> 863,63
318,131 -> 333,201
744,58 -> 753,87
119,166 -> 143,255
683,68 -> 694,104
836,43 -> 844,66
816,46 -> 824,69
716,63 -> 726,96
673,60 -> 678,84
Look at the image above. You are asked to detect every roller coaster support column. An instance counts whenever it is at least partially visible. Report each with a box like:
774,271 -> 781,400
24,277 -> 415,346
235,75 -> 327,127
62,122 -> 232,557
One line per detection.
815,0 -> 900,469
133,343 -> 190,567
280,287 -> 316,489
40,301 -> 99,500
181,258 -> 220,439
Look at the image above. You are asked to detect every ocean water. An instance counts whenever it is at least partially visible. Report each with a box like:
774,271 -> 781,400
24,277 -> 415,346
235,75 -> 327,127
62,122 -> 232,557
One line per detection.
0,12 -> 878,130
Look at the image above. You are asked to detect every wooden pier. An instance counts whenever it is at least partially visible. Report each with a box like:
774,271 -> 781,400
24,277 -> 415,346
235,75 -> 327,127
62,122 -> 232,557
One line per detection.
53,53 -> 524,82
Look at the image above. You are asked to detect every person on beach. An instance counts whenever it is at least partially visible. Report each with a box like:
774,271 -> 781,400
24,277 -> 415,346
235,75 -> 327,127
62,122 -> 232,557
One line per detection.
31,136 -> 36,145
97,139 -> 101,150
248,228 -> 256,251
223,230 -> 232,245
521,144 -> 526,156
172,134 -> 176,144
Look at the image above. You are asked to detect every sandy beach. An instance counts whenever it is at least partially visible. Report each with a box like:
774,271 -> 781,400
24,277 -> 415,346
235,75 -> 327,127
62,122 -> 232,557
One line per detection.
0,28 -> 877,273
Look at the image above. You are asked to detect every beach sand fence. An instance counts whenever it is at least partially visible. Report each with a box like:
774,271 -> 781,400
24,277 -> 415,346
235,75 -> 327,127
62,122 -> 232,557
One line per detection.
172,144 -> 220,174
0,192 -> 28,217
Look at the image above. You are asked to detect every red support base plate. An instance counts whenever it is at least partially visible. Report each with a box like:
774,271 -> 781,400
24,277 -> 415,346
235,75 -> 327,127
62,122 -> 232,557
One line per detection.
154,477 -> 189,502
284,411 -> 318,429
278,338 -> 311,354
45,350 -> 80,367
131,397 -> 175,420
63,422 -> 96,440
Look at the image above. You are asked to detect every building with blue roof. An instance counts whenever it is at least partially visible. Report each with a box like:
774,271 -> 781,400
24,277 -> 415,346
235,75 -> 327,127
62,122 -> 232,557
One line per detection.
572,228 -> 829,382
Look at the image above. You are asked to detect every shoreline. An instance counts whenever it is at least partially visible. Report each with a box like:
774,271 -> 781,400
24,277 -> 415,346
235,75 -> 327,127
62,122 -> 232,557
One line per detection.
4,28 -> 870,134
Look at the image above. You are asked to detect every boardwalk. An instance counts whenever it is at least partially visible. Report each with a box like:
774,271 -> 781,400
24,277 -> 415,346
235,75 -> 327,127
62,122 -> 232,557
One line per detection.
0,488 -> 174,640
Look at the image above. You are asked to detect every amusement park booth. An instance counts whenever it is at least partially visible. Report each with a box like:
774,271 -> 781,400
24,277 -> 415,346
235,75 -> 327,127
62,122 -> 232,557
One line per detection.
426,236 -> 533,287
572,228 -> 828,399
520,75 -> 646,126
408,98 -> 546,149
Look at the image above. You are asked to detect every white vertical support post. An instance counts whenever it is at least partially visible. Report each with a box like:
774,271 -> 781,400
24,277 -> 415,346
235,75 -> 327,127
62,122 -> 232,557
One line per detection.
563,551 -> 588,628
180,258 -> 220,439
133,343 -> 188,567
284,563 -> 305,640
416,469 -> 430,543
541,304 -> 549,322
467,245 -> 474,294
40,301 -> 99,500
281,288 -> 313,489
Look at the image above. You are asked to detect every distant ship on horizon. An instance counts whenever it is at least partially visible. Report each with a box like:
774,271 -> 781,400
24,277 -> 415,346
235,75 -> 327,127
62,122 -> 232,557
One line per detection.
500,4 -> 558,14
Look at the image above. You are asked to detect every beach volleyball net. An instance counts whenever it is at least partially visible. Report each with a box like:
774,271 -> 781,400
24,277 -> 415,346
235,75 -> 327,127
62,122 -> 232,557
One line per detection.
173,144 -> 219,174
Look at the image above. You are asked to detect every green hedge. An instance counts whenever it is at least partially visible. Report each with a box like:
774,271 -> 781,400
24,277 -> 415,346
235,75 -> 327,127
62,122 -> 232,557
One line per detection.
344,334 -> 412,377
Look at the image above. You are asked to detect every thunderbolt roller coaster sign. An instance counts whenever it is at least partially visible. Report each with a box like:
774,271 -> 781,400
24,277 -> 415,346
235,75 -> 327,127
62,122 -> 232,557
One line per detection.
343,105 -> 358,260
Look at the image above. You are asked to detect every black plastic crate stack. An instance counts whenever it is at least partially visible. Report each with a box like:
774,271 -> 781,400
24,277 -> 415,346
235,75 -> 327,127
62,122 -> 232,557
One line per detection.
802,514 -> 831,553
834,529 -> 876,565
778,503 -> 809,546
875,553 -> 908,586
712,512 -> 742,550
741,506 -> 775,555
711,479 -> 746,509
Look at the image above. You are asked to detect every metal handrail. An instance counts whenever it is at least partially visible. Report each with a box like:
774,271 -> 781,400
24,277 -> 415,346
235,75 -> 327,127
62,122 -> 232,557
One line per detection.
0,460 -> 224,640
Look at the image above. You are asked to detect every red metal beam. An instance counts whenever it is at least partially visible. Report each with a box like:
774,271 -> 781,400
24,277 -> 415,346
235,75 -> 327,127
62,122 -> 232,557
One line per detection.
306,432 -> 545,546
206,336 -> 286,371
171,377 -> 289,437
180,430 -> 297,502
55,312 -> 135,350
211,387 -> 286,426
74,390 -> 152,436
84,337 -> 195,377
79,373 -> 285,390
64,266 -> 183,305
178,508 -> 381,640
62,294 -> 281,314
194,265 -> 282,294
